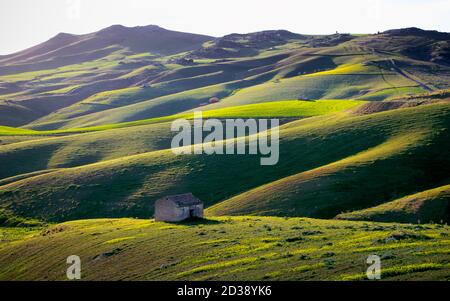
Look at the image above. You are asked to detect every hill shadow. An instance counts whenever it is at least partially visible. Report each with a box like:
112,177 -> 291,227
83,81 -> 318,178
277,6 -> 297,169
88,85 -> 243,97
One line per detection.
171,217 -> 223,226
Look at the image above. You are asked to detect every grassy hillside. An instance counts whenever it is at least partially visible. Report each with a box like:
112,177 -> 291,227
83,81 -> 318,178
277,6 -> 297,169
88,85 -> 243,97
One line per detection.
0,100 -> 364,180
0,126 -> 39,136
203,70 -> 420,110
1,217 -> 449,280
336,185 -> 450,224
23,52 -> 290,129
0,26 -> 450,282
0,25 -> 212,73
205,103 -> 450,219
191,99 -> 365,118
6,31 -> 446,129
5,99 -> 365,135
24,80 -> 242,130
0,103 -> 448,222
11,39 -> 450,130
0,122 -> 174,180
59,55 -> 422,128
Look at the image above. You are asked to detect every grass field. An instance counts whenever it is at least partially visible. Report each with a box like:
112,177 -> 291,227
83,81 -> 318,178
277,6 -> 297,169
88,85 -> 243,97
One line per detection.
1,217 -> 449,280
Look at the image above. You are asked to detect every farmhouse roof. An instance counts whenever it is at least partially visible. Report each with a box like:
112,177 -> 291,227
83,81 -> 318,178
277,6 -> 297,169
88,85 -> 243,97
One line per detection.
161,193 -> 202,207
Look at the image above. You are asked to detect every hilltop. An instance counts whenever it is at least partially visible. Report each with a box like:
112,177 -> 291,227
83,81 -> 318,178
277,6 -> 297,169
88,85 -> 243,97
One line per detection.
0,25 -> 213,72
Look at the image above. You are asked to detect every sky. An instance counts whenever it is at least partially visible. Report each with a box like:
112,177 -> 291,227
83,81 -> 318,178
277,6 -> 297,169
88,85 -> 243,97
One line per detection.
0,0 -> 449,55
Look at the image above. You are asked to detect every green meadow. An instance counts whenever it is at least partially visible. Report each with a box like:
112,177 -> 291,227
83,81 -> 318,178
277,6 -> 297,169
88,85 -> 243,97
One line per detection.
1,217 -> 449,280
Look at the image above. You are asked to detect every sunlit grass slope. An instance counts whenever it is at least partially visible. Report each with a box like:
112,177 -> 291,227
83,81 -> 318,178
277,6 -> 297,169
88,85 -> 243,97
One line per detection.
0,126 -> 39,136
0,122 -> 174,180
2,99 -> 365,136
192,100 -> 365,118
205,103 -> 450,219
21,53 -> 424,130
0,100 -> 363,180
24,81 -> 241,130
0,103 -> 448,222
202,63 -> 419,110
336,185 -> 450,223
33,71 -> 234,124
23,52 -> 289,129
3,29 -> 448,130
0,217 -> 449,280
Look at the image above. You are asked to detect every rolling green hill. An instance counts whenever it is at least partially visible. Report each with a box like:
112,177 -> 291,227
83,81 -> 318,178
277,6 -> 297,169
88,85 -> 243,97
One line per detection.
0,103 -> 448,223
0,100 -> 364,181
205,103 -> 450,219
0,122 -> 174,181
1,26 -> 450,281
0,125 -> 39,136
0,25 -> 213,74
20,54 -> 425,129
3,27 -> 449,129
6,99 -> 364,134
336,184 -> 450,224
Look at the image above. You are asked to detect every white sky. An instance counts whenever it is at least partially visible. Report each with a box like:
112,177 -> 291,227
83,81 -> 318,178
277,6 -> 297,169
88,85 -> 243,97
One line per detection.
0,0 -> 449,55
